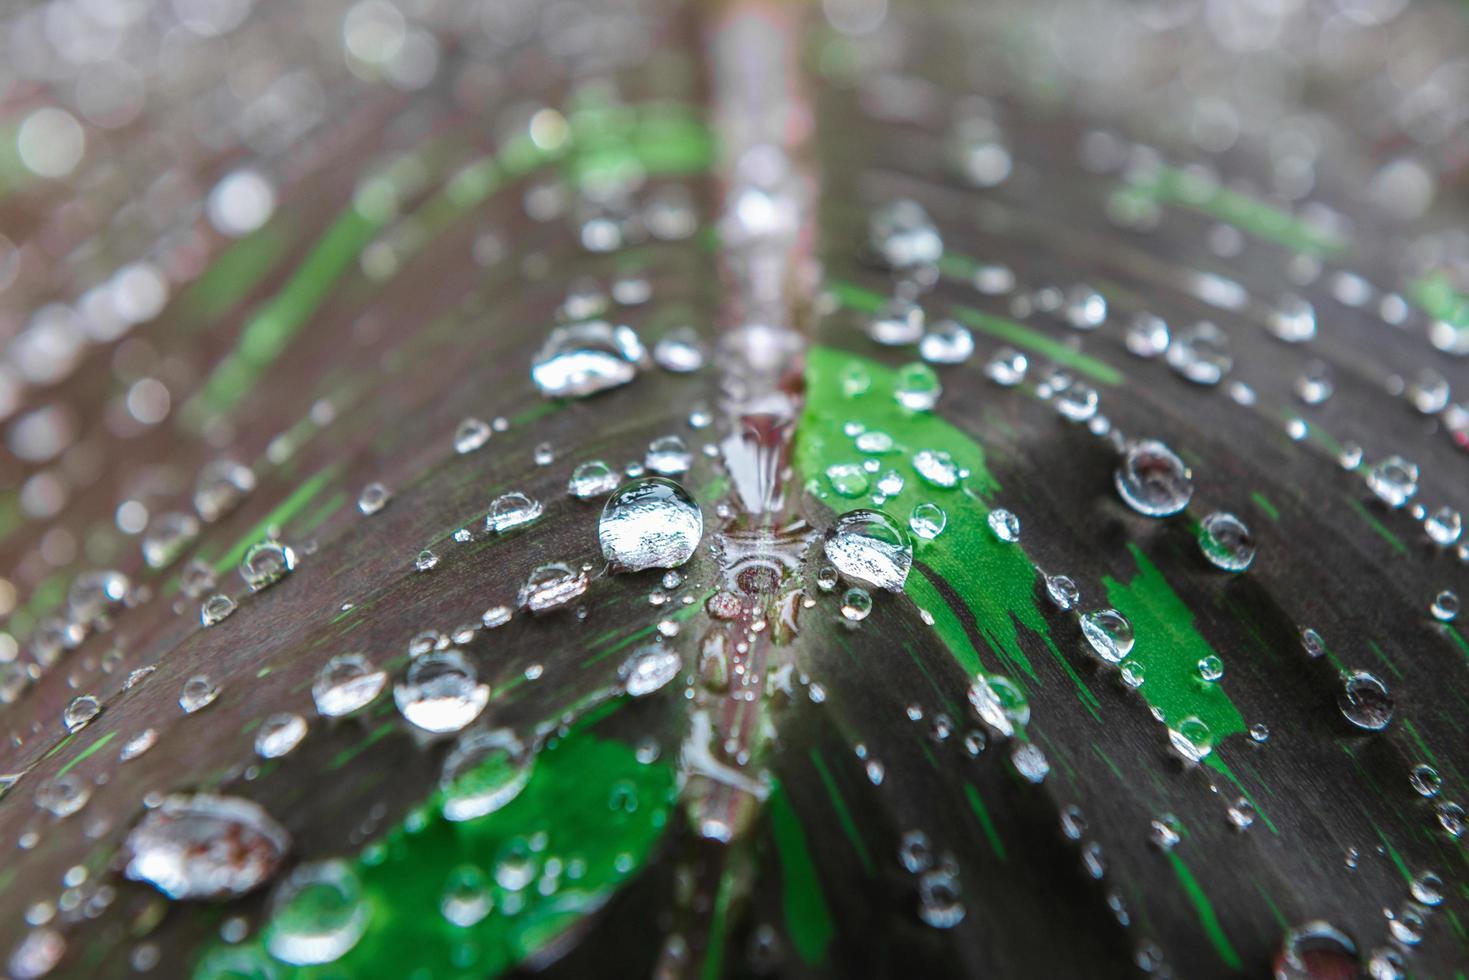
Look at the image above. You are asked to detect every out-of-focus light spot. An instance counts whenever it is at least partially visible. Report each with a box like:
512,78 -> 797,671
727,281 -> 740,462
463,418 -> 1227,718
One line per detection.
21,471 -> 67,519
17,108 -> 85,179
111,262 -> 169,324
823,0 -> 888,35
207,169 -> 276,237
0,581 -> 15,618
528,108 -> 569,152
344,0 -> 406,66
127,378 -> 171,425
116,500 -> 149,535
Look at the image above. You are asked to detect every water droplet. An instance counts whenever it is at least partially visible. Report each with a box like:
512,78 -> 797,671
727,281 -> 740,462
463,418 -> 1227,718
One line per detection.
1365,456 -> 1419,509
142,512 -> 200,569
394,650 -> 489,734
919,320 -> 974,364
824,509 -> 912,592
486,491 -> 542,534
440,866 -> 493,927
1056,383 -> 1099,422
1168,716 -> 1213,762
894,363 -> 941,411
265,860 -> 368,965
869,299 -> 924,346
1198,512 -> 1255,571
441,729 -> 533,822
1149,814 -> 1181,850
8,929 -> 64,979
1198,655 -> 1224,681
984,347 -> 1027,386
312,654 -> 385,717
36,774 -> 90,817
481,605 -> 513,629
1227,797 -> 1256,831
1409,763 -> 1442,798
1425,506 -> 1462,547
1115,439 -> 1193,517
194,459 -> 256,522
1300,627 -> 1326,659
1011,741 -> 1050,782
531,321 -> 645,398
357,482 -> 391,515
1294,362 -> 1334,404
1081,609 -> 1134,663
255,713 -> 307,759
899,830 -> 933,873
1267,294 -> 1317,343
1064,284 -> 1107,329
454,418 -> 491,454
1125,313 -> 1170,357
987,508 -> 1020,542
1410,870 -> 1443,906
1275,921 -> 1357,980
646,435 -> 693,476
63,695 -> 100,733
240,540 -> 296,591
1045,574 -> 1080,611
120,729 -> 158,762
179,674 -> 220,714
621,645 -> 681,697
912,449 -> 959,489
916,868 -> 965,928
1430,589 -> 1459,622
568,461 -> 619,499
124,794 -> 289,900
653,327 -> 706,372
840,587 -> 872,622
1407,368 -> 1450,414
598,478 -> 703,572
967,674 -> 1029,738
909,502 -> 946,539
1338,670 -> 1393,731
825,463 -> 870,497
1437,801 -> 1465,837
193,590 -> 235,627
1120,661 -> 1145,688
519,562 -> 589,613
870,198 -> 943,268
1166,321 -> 1232,385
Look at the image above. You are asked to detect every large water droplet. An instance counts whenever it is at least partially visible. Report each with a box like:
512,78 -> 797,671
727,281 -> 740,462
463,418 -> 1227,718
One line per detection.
265,861 -> 368,965
240,540 -> 296,591
441,729 -> 533,822
394,650 -> 489,734
1338,670 -> 1393,731
531,321 -> 645,398
824,510 -> 912,592
255,713 -> 307,759
1168,716 -> 1213,762
599,478 -> 703,572
1115,440 -> 1193,517
966,674 -> 1029,738
123,794 -> 290,900
1081,609 -> 1135,663
312,654 -> 385,717
621,644 -> 682,696
518,562 -> 589,613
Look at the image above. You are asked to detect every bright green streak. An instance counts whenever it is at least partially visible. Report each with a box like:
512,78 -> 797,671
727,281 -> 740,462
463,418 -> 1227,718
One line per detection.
797,346 -> 1099,719
1345,497 -> 1409,558
1409,271 -> 1469,330
183,223 -> 291,320
190,207 -> 387,417
203,466 -> 337,576
1168,853 -> 1244,971
949,304 -> 1123,386
808,749 -> 875,875
1120,166 -> 1347,258
1103,544 -> 1245,743
962,783 -> 1007,862
196,720 -> 675,980
770,789 -> 835,966
1250,492 -> 1279,522
56,731 -> 117,778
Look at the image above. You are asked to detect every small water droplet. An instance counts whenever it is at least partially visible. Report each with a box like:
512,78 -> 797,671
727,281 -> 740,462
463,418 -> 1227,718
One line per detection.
1044,574 -> 1080,611
919,320 -> 973,364
255,713 -> 307,759
909,502 -> 946,539
179,675 -> 220,714
840,587 -> 872,622
394,650 -> 489,734
1168,716 -> 1213,762
621,645 -> 681,697
313,654 -> 385,717
240,540 -> 296,591
568,460 -> 620,499
1125,313 -> 1170,357
265,860 -> 368,965
653,327 -> 706,372
357,482 -> 391,515
486,492 -> 542,534
200,593 -> 236,627
1365,456 -> 1419,509
519,562 -> 589,613
62,695 -> 101,733
987,508 -> 1020,542
1430,589 -> 1459,622
984,347 -> 1027,386
894,363 -> 941,411
1166,321 -> 1232,385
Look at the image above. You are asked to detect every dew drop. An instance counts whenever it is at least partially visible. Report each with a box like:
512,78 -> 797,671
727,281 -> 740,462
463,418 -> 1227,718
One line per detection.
1198,512 -> 1255,571
1081,609 -> 1135,664
1115,439 -> 1193,517
255,713 -> 307,759
531,321 -> 645,398
1338,670 -> 1393,731
394,650 -> 489,734
124,794 -> 289,900
599,478 -> 704,572
312,654 -> 385,717
823,510 -> 912,592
